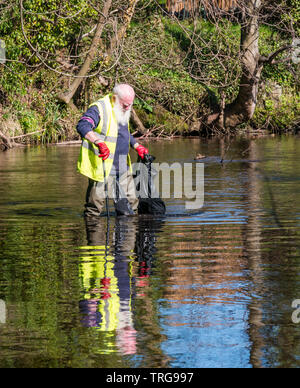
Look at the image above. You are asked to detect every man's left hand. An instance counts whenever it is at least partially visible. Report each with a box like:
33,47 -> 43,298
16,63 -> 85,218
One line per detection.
135,144 -> 149,159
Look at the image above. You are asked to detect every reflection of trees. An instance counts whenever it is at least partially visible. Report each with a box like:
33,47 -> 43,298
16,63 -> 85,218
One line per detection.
243,138 -> 300,368
254,138 -> 300,368
161,137 -> 245,308
158,137 -> 300,367
161,224 -> 245,307
133,217 -> 171,368
0,218 -> 86,367
242,140 -> 264,368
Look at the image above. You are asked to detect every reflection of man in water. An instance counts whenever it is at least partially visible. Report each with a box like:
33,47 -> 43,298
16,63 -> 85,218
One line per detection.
135,217 -> 163,291
79,215 -> 164,355
79,217 -> 138,355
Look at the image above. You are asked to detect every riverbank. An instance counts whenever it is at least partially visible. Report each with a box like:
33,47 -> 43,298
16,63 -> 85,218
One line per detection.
2,126 -> 298,153
0,5 -> 299,149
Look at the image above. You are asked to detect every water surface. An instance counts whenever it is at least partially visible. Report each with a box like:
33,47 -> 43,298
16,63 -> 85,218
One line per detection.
0,136 -> 299,368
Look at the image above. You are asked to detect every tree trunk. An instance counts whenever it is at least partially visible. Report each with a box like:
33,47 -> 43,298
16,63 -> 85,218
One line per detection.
207,0 -> 263,130
224,0 -> 263,128
107,0 -> 140,58
0,129 -> 12,149
131,109 -> 147,134
57,0 -> 113,107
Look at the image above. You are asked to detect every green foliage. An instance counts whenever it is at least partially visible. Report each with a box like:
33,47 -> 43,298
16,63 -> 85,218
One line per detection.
0,1 -> 299,142
122,15 -> 205,127
134,98 -> 154,113
281,0 -> 300,36
259,24 -> 298,88
0,0 -> 97,98
262,63 -> 296,87
17,109 -> 40,133
0,0 -> 95,60
253,90 -> 300,131
135,105 -> 189,134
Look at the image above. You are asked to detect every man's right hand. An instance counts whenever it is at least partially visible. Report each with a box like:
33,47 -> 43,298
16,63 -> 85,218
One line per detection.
95,141 -> 110,160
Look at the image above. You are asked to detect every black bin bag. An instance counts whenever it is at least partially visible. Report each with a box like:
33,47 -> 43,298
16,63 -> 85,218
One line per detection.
134,154 -> 166,215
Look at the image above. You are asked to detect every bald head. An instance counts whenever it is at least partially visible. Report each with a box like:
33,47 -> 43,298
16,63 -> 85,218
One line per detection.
112,84 -> 135,124
113,84 -> 135,108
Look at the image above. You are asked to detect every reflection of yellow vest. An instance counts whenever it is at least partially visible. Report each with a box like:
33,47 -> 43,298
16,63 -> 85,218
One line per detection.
77,94 -> 132,182
79,245 -> 120,333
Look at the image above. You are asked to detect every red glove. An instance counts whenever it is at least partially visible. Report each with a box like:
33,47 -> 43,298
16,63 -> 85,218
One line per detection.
96,142 -> 110,160
135,144 -> 149,159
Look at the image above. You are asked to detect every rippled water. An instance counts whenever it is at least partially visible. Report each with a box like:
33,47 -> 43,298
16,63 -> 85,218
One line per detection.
0,136 -> 299,368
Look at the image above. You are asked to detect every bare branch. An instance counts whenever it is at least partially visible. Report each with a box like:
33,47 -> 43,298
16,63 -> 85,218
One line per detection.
57,0 -> 113,105
260,45 -> 293,65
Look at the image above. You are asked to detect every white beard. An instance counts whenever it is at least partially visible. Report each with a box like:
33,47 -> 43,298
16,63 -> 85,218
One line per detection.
113,99 -> 132,125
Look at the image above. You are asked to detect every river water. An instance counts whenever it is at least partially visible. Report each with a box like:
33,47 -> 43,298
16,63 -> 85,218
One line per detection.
0,136 -> 299,368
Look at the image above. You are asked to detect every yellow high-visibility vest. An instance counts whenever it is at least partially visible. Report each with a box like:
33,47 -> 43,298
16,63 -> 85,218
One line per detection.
77,94 -> 132,182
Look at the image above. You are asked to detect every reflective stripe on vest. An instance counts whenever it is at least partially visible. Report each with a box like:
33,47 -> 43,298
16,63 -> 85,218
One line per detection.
97,99 -> 109,137
77,94 -> 132,182
81,139 -> 115,161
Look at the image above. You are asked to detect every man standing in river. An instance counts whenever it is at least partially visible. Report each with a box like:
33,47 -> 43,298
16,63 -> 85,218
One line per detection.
76,83 -> 149,217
